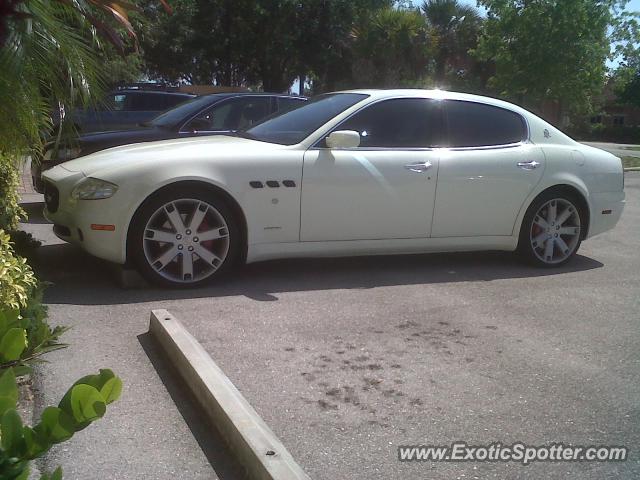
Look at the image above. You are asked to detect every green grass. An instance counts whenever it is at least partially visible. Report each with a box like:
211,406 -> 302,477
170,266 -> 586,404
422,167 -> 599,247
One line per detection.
621,156 -> 640,169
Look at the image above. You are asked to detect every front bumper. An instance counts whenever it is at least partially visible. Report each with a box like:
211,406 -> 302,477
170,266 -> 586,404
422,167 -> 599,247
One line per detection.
587,190 -> 626,238
42,167 -> 127,264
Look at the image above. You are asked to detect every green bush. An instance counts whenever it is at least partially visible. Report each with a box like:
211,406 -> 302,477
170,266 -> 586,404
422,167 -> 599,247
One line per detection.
0,232 -> 67,374
0,305 -> 67,375
0,230 -> 35,310
0,367 -> 122,480
8,231 -> 41,260
0,156 -> 25,232
569,123 -> 640,143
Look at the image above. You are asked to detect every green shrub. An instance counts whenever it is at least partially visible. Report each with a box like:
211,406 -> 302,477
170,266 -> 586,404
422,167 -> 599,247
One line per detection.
568,123 -> 640,143
8,231 -> 41,260
0,233 -> 67,374
0,156 -> 25,232
0,230 -> 35,310
0,367 -> 122,480
0,305 -> 67,375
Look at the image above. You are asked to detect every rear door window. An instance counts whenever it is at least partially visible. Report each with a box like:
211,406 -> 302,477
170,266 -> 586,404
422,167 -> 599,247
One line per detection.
444,100 -> 527,147
129,93 -> 170,111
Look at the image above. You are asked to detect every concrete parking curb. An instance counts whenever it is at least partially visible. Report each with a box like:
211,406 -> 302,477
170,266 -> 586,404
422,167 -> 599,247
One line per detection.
624,167 -> 640,171
149,309 -> 311,480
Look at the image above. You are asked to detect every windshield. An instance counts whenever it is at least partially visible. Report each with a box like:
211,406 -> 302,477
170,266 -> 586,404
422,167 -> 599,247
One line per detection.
150,95 -> 221,128
244,93 -> 368,145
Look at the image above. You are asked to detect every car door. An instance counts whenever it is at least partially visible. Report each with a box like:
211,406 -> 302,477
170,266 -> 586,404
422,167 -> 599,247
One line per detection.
300,98 -> 444,242
431,100 -> 545,238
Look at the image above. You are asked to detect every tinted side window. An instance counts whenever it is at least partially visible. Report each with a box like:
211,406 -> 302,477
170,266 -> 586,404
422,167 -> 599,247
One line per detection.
277,97 -> 306,114
165,95 -> 191,109
129,93 -> 169,111
228,97 -> 271,130
334,98 -> 444,148
183,97 -> 271,132
445,101 -> 526,147
105,94 -> 127,111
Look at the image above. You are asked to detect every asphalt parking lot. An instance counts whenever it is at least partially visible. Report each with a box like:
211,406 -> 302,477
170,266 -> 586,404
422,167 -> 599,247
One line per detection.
21,173 -> 639,479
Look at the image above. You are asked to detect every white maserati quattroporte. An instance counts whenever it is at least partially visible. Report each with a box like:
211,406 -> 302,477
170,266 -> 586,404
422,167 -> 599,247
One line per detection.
42,90 -> 625,287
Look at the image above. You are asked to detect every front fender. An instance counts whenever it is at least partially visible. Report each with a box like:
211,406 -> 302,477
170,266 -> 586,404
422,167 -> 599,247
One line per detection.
115,173 -> 241,264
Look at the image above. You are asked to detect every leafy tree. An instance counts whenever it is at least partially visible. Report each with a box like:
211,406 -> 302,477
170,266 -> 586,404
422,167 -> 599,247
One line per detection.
142,0 -> 292,88
619,66 -> 640,106
140,0 -> 396,91
140,0 -> 210,84
474,0 -> 638,123
101,50 -> 148,87
421,0 -> 482,85
295,0 -> 393,92
350,6 -> 434,87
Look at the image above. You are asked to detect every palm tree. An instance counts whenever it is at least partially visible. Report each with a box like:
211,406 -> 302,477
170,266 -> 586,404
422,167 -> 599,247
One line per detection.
0,0 -> 170,157
351,7 -> 432,87
422,0 -> 482,84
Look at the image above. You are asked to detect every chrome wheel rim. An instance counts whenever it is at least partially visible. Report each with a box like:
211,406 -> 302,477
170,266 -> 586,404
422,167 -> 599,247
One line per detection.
142,199 -> 230,283
530,198 -> 581,264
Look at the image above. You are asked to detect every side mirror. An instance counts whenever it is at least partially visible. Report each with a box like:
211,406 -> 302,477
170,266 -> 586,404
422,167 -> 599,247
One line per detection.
325,130 -> 360,149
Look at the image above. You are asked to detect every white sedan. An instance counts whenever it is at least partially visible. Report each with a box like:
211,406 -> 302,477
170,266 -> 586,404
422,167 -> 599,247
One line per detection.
42,90 -> 625,287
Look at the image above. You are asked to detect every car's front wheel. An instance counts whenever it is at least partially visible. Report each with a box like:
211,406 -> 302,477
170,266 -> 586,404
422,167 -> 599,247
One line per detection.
130,187 -> 239,287
518,191 -> 583,267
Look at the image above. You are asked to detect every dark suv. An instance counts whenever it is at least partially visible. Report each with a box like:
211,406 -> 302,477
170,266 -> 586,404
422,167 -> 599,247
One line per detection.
59,88 -> 195,133
33,92 -> 306,192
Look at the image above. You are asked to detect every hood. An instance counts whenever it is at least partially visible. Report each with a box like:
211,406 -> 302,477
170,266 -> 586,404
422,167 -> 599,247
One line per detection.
61,134 -> 278,176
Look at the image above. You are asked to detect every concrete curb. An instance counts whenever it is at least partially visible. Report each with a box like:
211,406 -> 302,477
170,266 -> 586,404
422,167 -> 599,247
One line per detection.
149,309 -> 311,480
624,167 -> 640,172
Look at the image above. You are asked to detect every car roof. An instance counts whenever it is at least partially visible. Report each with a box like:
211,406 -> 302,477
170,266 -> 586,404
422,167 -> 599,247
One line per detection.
111,89 -> 195,97
337,89 -> 529,115
197,92 -> 307,100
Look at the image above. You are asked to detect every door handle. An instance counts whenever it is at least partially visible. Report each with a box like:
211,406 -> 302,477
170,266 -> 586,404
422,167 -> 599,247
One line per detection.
517,160 -> 540,170
404,161 -> 432,173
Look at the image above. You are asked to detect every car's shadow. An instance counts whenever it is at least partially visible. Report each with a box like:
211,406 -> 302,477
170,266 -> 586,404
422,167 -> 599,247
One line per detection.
31,241 -> 604,306
20,201 -> 50,224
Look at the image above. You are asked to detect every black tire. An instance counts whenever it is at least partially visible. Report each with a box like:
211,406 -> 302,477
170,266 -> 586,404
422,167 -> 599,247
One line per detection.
517,190 -> 584,267
129,185 -> 240,287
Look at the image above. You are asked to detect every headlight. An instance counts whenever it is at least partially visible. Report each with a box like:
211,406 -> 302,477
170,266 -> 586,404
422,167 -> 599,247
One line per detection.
71,178 -> 119,200
54,147 -> 82,161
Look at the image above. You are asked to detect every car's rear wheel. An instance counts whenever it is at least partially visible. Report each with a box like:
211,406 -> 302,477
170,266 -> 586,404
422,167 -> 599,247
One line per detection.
130,187 -> 239,287
518,192 -> 583,267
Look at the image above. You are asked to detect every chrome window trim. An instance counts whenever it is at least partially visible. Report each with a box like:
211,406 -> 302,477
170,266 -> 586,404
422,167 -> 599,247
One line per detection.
309,142 -> 527,153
